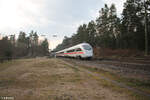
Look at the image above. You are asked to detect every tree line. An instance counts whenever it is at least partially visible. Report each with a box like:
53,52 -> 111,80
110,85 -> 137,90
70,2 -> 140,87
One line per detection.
0,30 -> 49,62
54,0 -> 150,55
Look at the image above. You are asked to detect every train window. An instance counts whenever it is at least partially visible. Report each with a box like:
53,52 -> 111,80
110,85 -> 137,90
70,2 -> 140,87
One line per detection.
76,48 -> 82,51
59,52 -> 64,54
83,45 -> 92,50
67,50 -> 70,53
67,49 -> 75,53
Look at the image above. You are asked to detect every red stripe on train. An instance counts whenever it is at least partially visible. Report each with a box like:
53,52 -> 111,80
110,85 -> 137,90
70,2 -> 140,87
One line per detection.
64,52 -> 84,55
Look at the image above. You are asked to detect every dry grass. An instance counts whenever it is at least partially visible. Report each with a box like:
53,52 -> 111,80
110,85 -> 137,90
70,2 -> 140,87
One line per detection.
0,57 -> 145,100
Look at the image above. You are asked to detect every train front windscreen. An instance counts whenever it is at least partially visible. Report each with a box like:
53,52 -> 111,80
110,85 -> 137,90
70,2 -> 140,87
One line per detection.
83,45 -> 92,51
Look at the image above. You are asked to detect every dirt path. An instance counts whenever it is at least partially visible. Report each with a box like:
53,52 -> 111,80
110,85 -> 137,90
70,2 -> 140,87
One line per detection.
0,58 -> 147,100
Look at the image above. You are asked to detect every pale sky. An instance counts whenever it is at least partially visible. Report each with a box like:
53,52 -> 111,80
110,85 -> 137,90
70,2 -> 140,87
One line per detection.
0,0 -> 125,49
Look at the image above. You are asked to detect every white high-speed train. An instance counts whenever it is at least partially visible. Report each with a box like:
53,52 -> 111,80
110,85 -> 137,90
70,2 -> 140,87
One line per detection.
55,43 -> 93,59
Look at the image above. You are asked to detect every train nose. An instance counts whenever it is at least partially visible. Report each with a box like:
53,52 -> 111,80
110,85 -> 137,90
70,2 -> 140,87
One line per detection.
85,50 -> 93,56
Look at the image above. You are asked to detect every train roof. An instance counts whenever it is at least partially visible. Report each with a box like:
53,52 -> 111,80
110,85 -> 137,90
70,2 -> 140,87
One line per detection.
56,43 -> 91,53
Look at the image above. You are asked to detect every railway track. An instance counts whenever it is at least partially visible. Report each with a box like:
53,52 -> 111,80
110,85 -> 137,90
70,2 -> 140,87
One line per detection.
61,57 -> 150,80
61,59 -> 150,98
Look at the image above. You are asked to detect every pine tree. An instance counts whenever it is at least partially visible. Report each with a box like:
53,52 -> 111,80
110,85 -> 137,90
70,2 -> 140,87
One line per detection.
87,20 -> 97,47
121,0 -> 145,49
17,31 -> 28,56
76,24 -> 88,43
96,4 -> 119,48
41,39 -> 49,55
